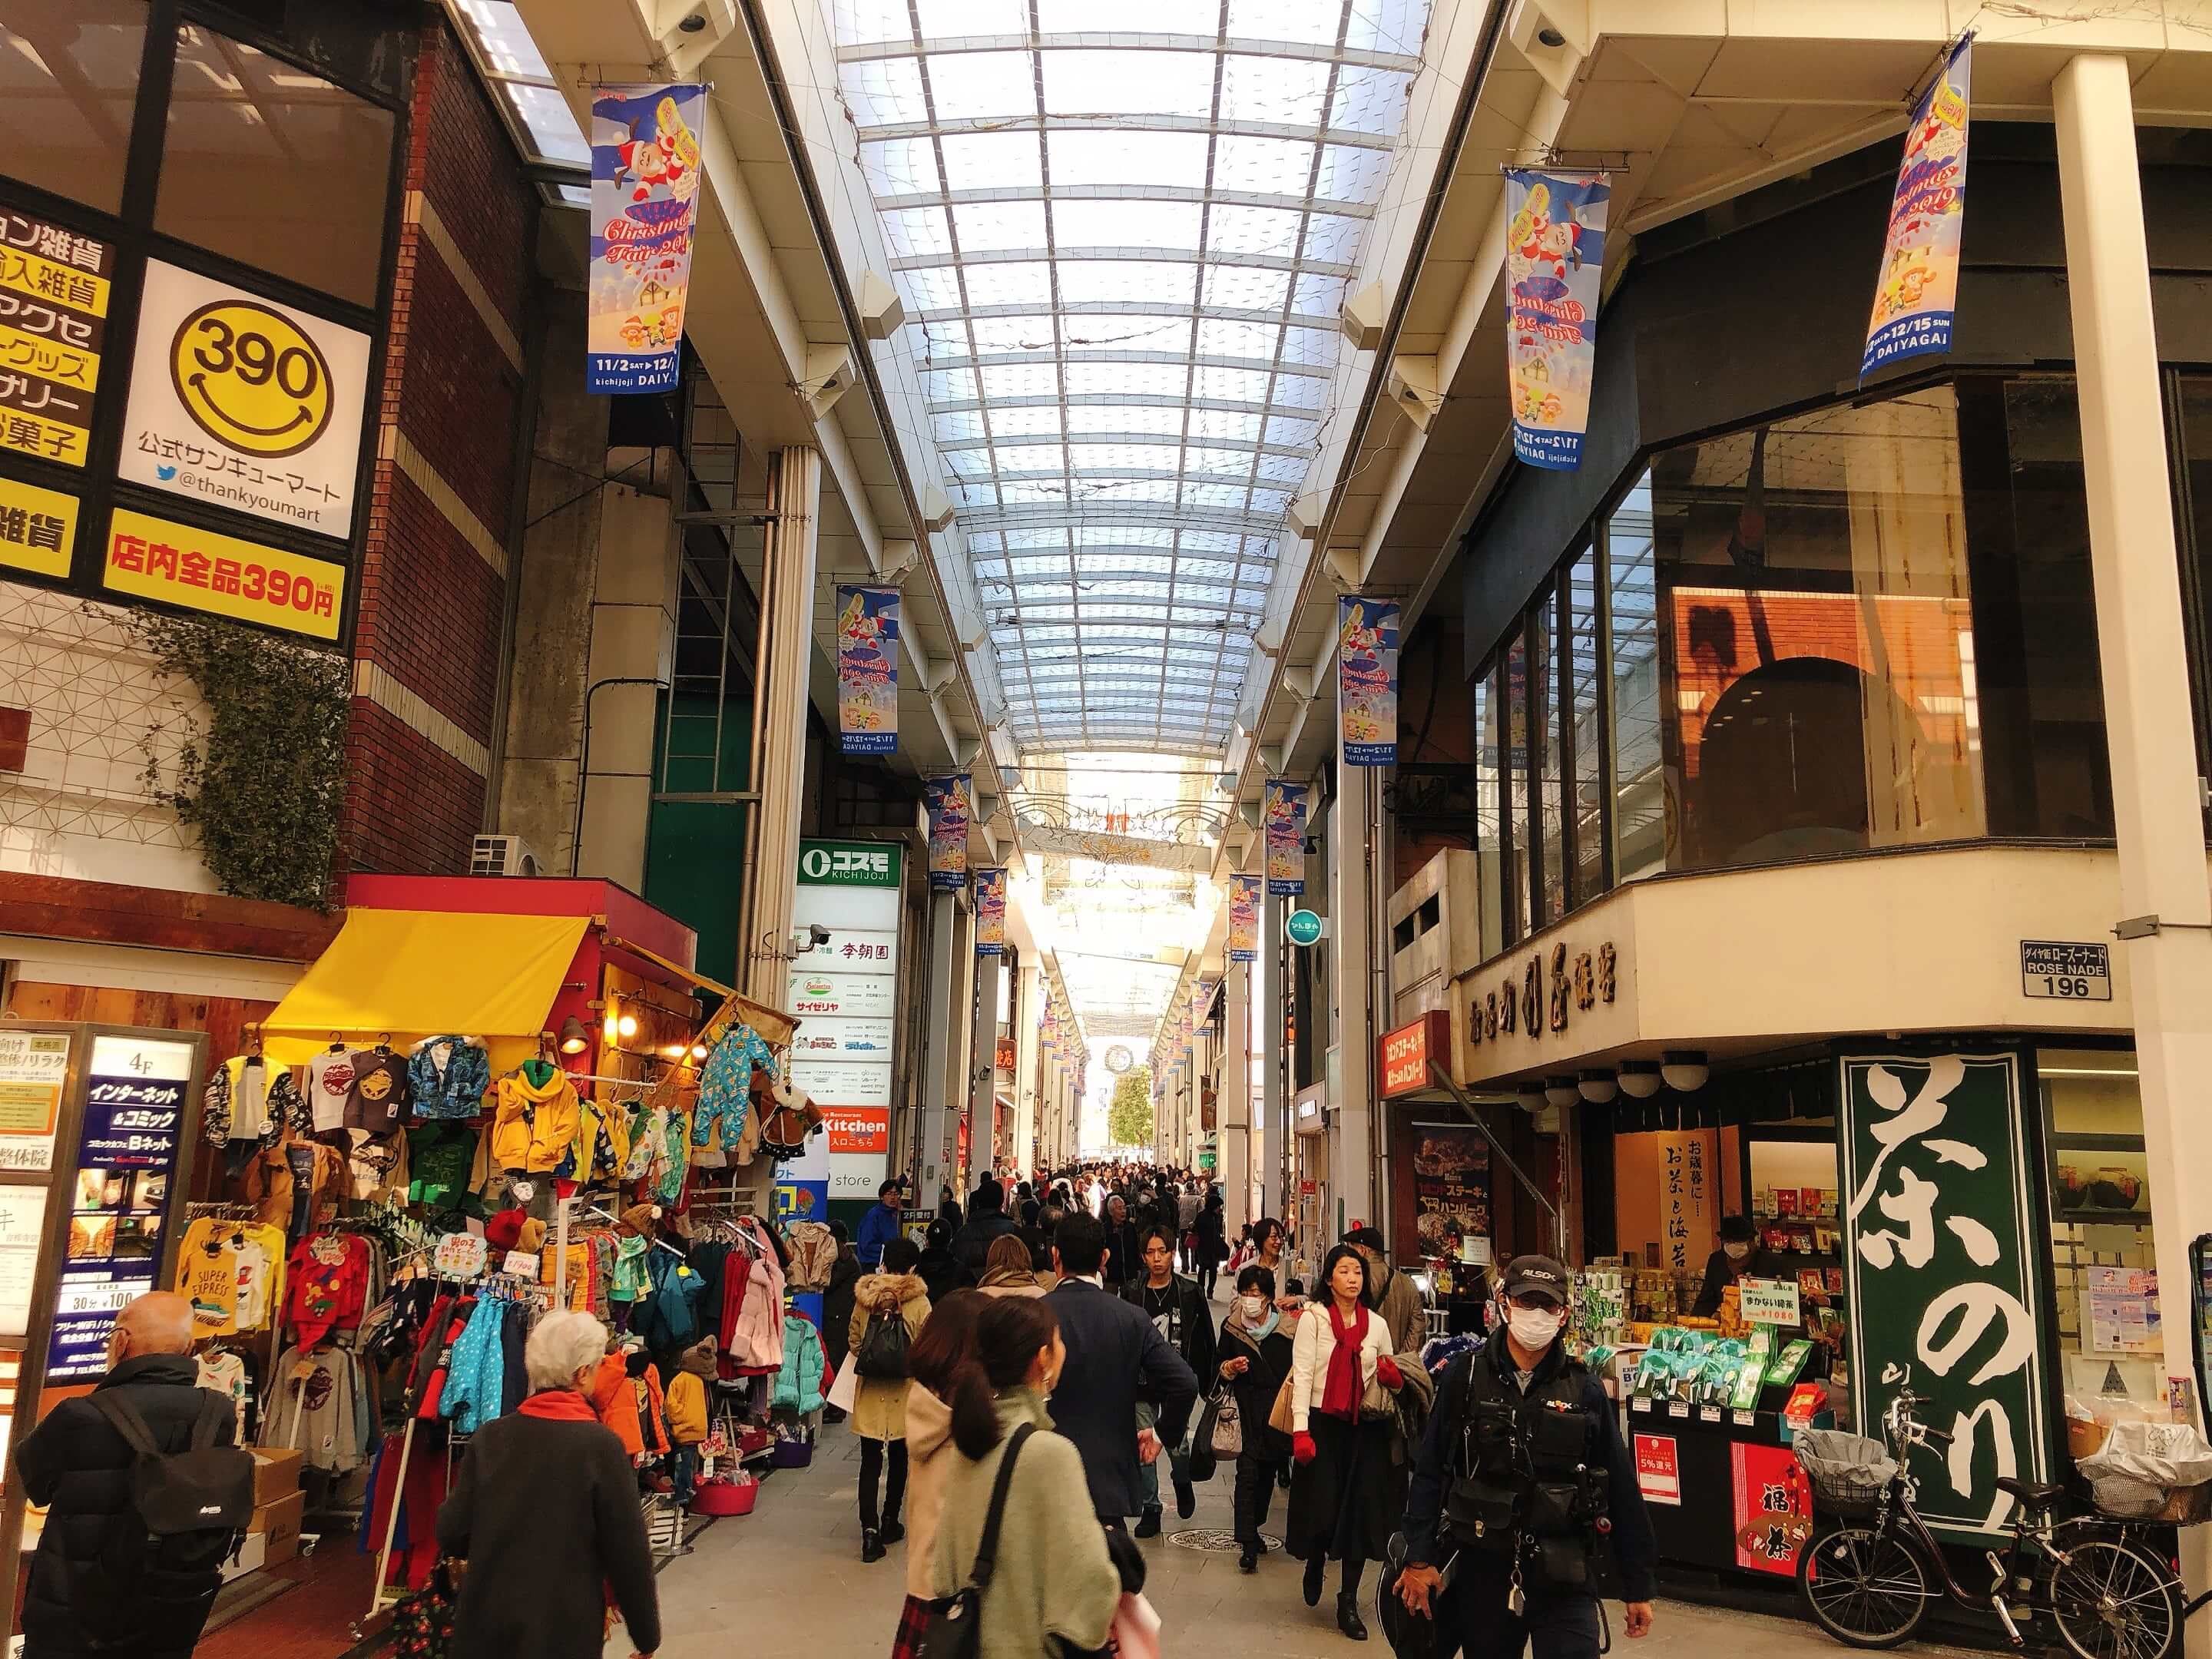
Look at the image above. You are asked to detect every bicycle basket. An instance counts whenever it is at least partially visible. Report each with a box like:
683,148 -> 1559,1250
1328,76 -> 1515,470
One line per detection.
2088,1476 -> 2212,1525
1794,1429 -> 1899,1518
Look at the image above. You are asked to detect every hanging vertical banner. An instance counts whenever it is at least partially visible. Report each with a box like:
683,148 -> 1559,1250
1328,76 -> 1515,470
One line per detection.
974,868 -> 1006,955
1338,596 -> 1399,766
924,774 -> 971,891
587,84 -> 704,395
1263,780 -> 1307,897
835,585 -> 900,754
1503,170 -> 1610,470
1227,874 -> 1260,962
1862,38 -> 1972,379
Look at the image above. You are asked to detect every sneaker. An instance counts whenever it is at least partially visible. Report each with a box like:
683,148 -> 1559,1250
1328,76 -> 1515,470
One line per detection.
879,1520 -> 906,1546
861,1528 -> 885,1564
1134,1506 -> 1162,1538
1174,1477 -> 1196,1518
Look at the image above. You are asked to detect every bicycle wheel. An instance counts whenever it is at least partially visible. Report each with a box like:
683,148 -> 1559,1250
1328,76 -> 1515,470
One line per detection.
1797,1524 -> 1932,1648
2050,1536 -> 2182,1659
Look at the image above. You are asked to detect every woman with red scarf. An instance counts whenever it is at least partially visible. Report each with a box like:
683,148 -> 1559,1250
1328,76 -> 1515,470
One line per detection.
1286,1244 -> 1405,1641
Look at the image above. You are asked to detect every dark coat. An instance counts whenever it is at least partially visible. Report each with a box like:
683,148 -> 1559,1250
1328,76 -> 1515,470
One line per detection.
13,1353 -> 237,1659
823,1253 -> 862,1373
1197,1204 -> 1228,1265
436,1406 -> 661,1659
1101,1217 -> 1143,1286
1693,1243 -> 1790,1317
917,1245 -> 973,1305
1046,1279 -> 1200,1521
1122,1273 -> 1217,1392
1218,1316 -> 1296,1455
950,1207 -> 1022,1279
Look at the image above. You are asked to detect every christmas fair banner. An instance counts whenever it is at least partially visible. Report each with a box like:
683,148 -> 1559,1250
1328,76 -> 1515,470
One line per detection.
588,85 -> 704,394
974,869 -> 1006,955
1863,38 -> 1972,379
1504,170 -> 1609,470
1227,875 -> 1259,962
1263,780 -> 1307,897
836,585 -> 899,754
1338,596 -> 1399,766
924,774 -> 971,891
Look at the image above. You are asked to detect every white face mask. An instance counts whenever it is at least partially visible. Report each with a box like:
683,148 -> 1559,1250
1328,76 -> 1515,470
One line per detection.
1505,1304 -> 1565,1351
1240,1294 -> 1269,1321
1724,1241 -> 1751,1261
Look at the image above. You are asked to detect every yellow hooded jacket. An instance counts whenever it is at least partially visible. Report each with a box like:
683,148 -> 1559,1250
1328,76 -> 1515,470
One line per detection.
491,1066 -> 580,1174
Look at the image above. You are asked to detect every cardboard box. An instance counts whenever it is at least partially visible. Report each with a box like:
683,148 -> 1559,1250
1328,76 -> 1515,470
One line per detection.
252,1447 -> 303,1506
220,1530 -> 267,1582
250,1488 -> 305,1564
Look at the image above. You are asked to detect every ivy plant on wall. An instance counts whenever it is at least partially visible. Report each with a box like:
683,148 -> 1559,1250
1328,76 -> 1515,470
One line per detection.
124,608 -> 349,910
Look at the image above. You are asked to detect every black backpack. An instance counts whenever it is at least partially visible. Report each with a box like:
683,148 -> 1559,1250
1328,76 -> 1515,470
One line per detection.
90,1389 -> 256,1571
856,1303 -> 912,1379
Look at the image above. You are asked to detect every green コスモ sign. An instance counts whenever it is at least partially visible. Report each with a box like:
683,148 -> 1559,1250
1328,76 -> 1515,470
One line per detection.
1839,1053 -> 2051,1541
796,839 -> 901,888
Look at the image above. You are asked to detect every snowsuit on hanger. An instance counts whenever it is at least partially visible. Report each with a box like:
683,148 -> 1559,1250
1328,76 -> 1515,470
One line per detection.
691,1025 -> 775,1149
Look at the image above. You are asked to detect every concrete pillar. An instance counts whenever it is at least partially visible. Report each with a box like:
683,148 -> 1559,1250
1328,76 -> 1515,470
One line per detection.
969,949 -> 1003,1183
1330,768 -> 1379,1234
575,476 -> 677,887
1222,956 -> 1251,1237
1014,964 -> 1041,1178
2055,56 -> 2212,1410
949,897 -> 976,1197
918,889 -> 957,1208
740,446 -> 820,1008
1260,881 -> 1286,1221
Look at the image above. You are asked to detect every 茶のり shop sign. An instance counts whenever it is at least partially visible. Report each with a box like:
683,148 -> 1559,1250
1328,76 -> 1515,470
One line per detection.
1379,1010 -> 1450,1098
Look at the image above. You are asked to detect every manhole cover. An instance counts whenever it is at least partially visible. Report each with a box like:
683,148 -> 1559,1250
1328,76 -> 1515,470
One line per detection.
1167,1528 -> 1283,1552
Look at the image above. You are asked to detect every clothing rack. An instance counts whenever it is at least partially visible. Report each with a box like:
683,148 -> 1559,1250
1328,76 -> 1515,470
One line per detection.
588,1204 -> 684,1260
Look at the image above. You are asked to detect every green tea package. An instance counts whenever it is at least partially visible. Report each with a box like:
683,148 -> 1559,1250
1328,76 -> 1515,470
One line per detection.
1765,1337 -> 1814,1389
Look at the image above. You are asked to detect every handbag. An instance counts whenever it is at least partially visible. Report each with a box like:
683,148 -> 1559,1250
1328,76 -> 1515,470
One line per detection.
856,1303 -> 911,1379
1268,1371 -> 1296,1437
825,1357 -> 860,1415
1208,1385 -> 1243,1457
919,1423 -> 1035,1659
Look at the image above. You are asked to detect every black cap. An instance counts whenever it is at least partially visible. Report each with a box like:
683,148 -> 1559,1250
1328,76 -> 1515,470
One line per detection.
1500,1254 -> 1569,1307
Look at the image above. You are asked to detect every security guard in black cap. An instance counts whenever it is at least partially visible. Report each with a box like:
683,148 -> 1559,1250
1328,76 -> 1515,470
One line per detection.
1391,1255 -> 1657,1658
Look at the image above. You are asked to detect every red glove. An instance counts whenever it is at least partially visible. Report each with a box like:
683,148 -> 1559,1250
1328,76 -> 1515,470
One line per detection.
1377,1355 -> 1404,1391
1293,1432 -> 1318,1465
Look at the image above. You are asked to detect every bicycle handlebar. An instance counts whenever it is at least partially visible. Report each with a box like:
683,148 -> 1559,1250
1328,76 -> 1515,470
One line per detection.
1919,1423 -> 1952,1446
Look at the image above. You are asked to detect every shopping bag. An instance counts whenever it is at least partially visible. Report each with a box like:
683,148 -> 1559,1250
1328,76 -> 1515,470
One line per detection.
826,1358 -> 859,1415
1268,1372 -> 1296,1436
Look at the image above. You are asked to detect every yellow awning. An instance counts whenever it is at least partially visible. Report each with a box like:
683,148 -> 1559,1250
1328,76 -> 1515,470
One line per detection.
260,908 -> 591,1072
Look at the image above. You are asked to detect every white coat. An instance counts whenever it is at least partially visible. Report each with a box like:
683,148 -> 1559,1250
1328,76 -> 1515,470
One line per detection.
1287,1300 -> 1395,1432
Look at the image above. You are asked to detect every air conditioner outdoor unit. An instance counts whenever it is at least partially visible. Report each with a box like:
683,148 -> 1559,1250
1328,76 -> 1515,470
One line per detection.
471,834 -> 541,878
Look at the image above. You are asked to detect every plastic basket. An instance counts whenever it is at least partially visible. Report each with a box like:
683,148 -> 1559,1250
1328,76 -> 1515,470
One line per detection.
691,1478 -> 758,1517
1793,1430 -> 1899,1519
2090,1476 -> 2212,1525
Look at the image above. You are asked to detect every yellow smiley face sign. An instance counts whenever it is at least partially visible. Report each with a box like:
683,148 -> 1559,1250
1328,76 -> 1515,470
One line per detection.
168,299 -> 334,459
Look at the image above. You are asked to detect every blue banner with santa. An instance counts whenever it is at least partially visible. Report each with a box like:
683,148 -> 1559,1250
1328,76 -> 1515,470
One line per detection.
836,585 -> 899,754
1338,596 -> 1399,767
588,84 -> 704,394
1504,170 -> 1609,471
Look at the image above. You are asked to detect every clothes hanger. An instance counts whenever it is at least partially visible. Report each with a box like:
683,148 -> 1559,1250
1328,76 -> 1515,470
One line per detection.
327,1031 -> 346,1054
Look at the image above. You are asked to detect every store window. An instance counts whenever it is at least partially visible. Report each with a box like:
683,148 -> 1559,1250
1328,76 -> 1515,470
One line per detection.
2039,1048 -> 2158,1407
1501,641 -> 1528,945
1608,472 -> 1663,882
0,1 -> 145,214
1472,671 -> 1502,962
156,25 -> 395,306
1567,545 -> 1604,906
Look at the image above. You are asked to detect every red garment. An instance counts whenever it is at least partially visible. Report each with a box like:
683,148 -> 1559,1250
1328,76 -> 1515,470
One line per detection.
588,1353 -> 644,1456
1320,1300 -> 1370,1422
414,1297 -> 476,1421
518,1388 -> 598,1422
367,1428 -> 454,1591
285,1231 -> 372,1348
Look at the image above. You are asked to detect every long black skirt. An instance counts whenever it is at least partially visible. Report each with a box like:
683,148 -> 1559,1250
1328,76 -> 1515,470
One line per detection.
1285,1413 -> 1401,1564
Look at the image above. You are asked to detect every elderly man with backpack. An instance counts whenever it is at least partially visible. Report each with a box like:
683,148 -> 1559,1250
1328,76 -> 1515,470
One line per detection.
13,1290 -> 254,1659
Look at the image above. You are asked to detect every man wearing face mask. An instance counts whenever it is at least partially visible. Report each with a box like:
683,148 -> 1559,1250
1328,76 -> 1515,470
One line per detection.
1692,1215 -> 1785,1318
1392,1255 -> 1657,1659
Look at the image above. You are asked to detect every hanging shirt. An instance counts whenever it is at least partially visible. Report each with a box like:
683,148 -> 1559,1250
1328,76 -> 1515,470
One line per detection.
308,1049 -> 356,1135
344,1048 -> 409,1134
197,1349 -> 253,1439
232,1227 -> 285,1332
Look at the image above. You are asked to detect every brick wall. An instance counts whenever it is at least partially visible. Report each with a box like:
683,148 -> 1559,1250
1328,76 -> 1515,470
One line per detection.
338,18 -> 538,879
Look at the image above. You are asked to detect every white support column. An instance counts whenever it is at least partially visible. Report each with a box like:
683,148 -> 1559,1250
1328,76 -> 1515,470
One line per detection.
574,477 -> 676,886
1221,956 -> 1251,1237
969,950 -> 1003,1181
741,446 -> 820,1010
918,889 -> 958,1207
949,899 -> 976,1197
1260,882 -> 1286,1221
1015,963 -> 1041,1178
2055,53 -> 2212,1415
1330,769 -> 1378,1235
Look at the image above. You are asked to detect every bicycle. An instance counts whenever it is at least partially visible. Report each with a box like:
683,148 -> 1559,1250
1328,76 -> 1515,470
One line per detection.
1794,1388 -> 2183,1659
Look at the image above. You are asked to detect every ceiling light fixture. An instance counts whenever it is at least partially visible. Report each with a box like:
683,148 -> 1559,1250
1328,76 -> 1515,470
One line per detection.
1577,1070 -> 1618,1104
557,1016 -> 590,1055
1543,1076 -> 1579,1108
1661,1050 -> 1710,1092
1617,1061 -> 1663,1099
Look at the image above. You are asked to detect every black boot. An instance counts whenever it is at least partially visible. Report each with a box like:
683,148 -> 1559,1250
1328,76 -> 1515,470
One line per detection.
1238,1544 -> 1259,1573
1174,1475 -> 1196,1518
1134,1505 -> 1162,1538
861,1526 -> 885,1563
1337,1591 -> 1369,1641
1303,1556 -> 1326,1607
879,1518 -> 906,1545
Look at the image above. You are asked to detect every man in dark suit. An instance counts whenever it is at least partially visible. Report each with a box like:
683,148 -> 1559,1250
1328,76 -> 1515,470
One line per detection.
1049,1212 -> 1200,1527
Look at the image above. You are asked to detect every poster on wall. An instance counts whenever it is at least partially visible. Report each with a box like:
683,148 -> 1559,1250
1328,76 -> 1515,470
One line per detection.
119,260 -> 372,540
1502,170 -> 1609,470
1862,37 -> 1972,378
836,585 -> 899,754
1730,1441 -> 1812,1575
790,840 -> 900,1132
48,1035 -> 191,1382
826,1107 -> 889,1199
925,775 -> 971,890
0,1028 -> 69,1174
1634,1433 -> 1681,1505
1840,1053 -> 2049,1540
1338,596 -> 1399,766
1227,875 -> 1259,962
0,206 -> 113,472
974,869 -> 1005,955
1263,779 -> 1307,896
1409,1124 -> 1490,1261
587,84 -> 704,394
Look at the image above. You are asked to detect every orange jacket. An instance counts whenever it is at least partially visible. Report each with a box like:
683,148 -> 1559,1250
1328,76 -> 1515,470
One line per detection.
587,1351 -> 644,1458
